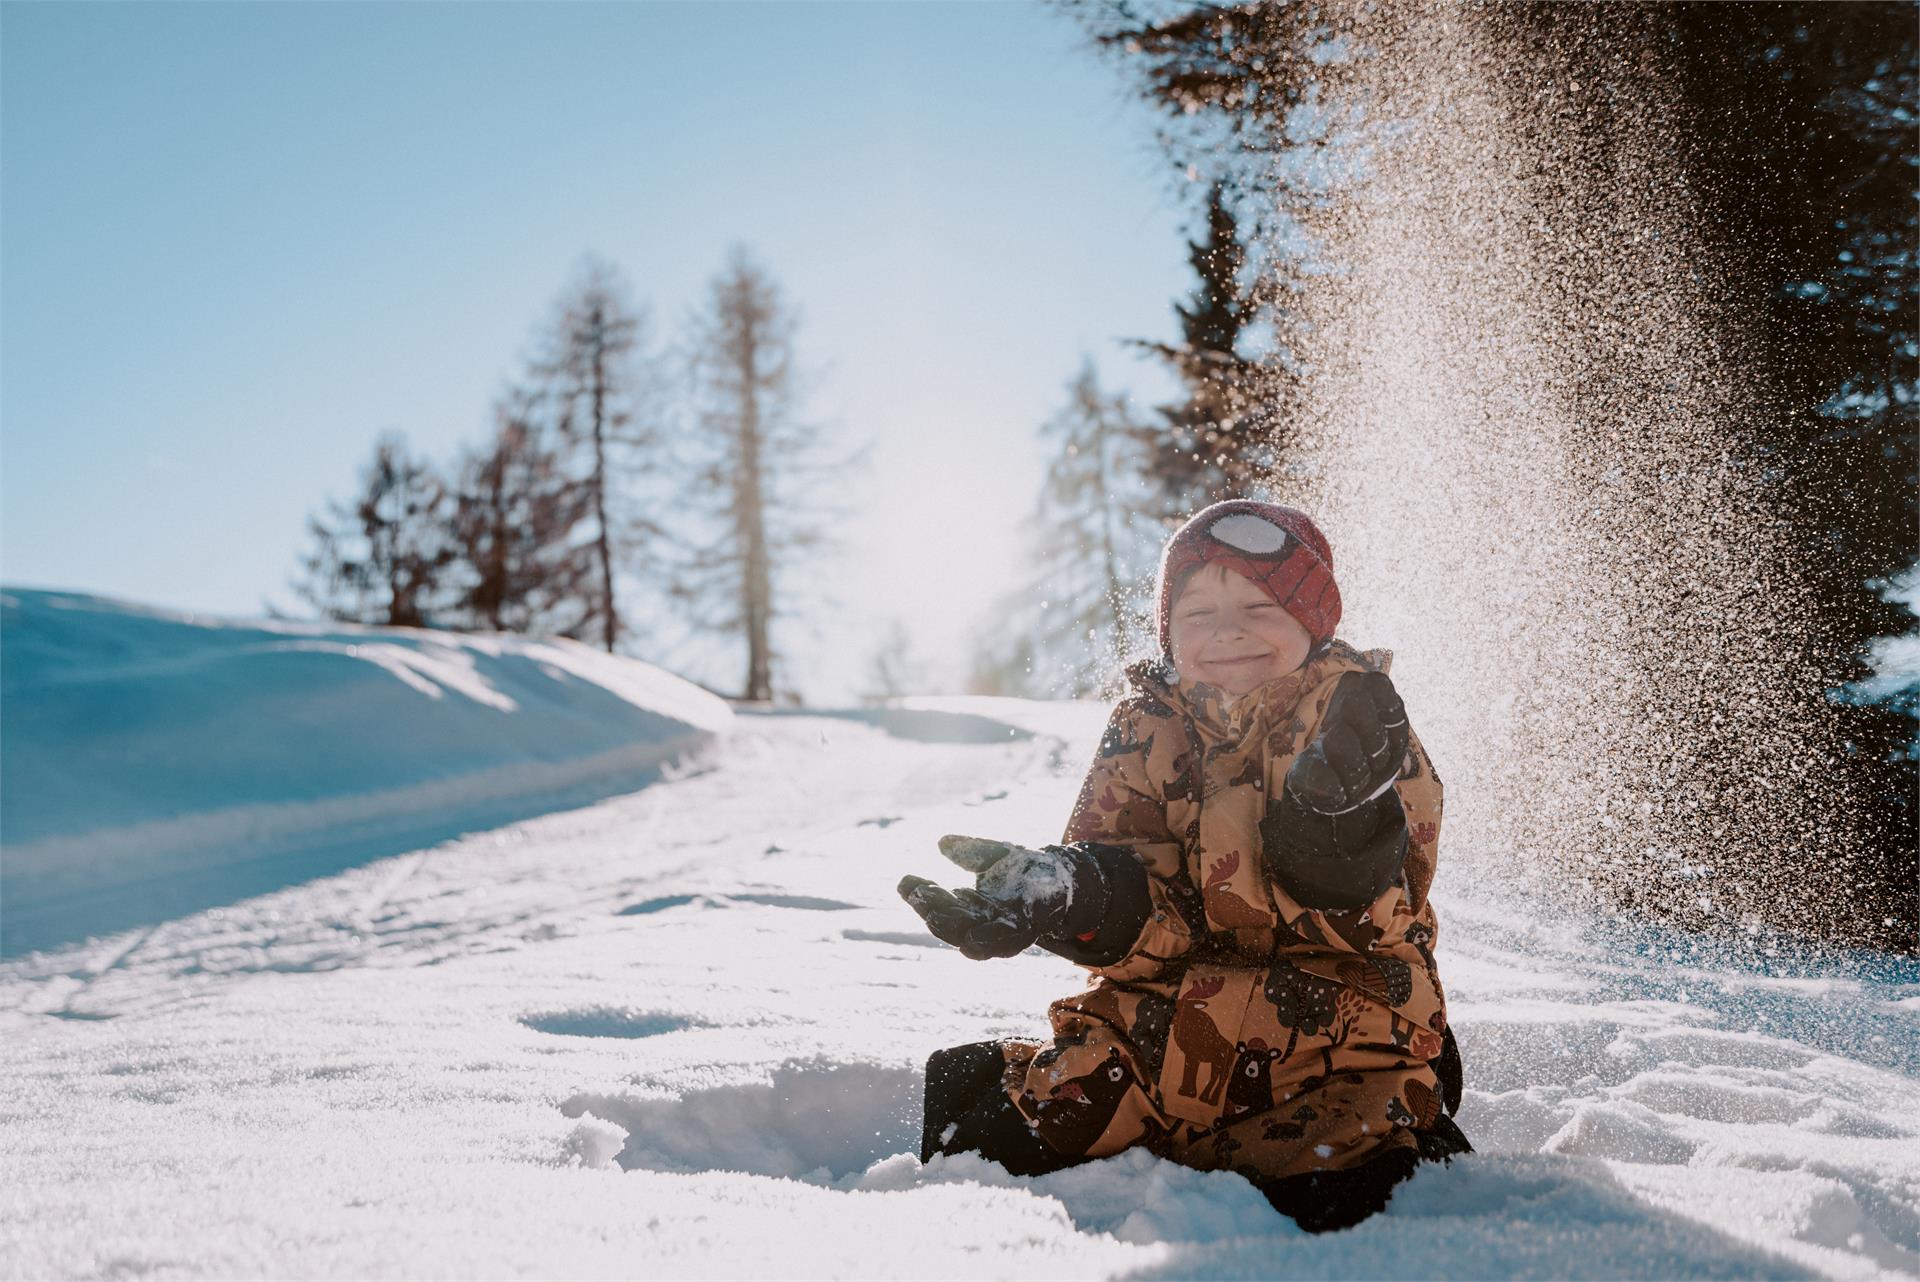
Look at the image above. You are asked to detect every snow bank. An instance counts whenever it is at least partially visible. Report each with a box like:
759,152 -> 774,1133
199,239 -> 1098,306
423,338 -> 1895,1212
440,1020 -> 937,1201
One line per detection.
0,588 -> 730,955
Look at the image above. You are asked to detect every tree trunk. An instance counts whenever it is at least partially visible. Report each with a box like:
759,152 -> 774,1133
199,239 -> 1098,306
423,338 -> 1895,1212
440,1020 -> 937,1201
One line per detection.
738,310 -> 773,702
589,327 -> 619,653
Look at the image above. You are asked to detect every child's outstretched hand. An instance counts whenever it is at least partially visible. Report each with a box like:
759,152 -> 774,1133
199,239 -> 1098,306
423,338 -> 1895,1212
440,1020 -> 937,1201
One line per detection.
1286,671 -> 1411,815
897,835 -> 1076,960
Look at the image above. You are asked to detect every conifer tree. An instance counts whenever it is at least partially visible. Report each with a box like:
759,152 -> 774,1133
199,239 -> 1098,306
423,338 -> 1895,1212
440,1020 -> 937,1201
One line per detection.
295,432 -> 454,628
446,388 -> 591,633
1023,358 -> 1165,696
861,620 -> 928,705
965,620 -> 1039,697
525,255 -> 669,653
1126,180 -> 1292,507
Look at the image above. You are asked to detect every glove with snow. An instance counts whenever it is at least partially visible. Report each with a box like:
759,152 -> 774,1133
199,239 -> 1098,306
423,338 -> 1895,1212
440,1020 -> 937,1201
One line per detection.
898,835 -> 1114,961
1285,671 -> 1410,816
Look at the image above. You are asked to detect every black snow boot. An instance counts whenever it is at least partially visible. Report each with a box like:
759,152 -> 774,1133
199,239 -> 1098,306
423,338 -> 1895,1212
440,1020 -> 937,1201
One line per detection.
920,1041 -> 1083,1178
1256,1117 -> 1473,1233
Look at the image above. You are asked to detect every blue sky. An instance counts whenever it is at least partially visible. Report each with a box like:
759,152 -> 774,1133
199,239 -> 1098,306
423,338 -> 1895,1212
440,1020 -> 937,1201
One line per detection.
2,1 -> 1197,701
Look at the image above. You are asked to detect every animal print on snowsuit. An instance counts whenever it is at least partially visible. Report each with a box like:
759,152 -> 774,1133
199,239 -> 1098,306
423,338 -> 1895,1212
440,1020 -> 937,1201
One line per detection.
999,639 -> 1450,1182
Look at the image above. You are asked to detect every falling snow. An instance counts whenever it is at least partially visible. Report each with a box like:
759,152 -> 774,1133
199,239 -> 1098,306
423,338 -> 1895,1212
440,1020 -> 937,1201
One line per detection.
1267,4 -> 1892,945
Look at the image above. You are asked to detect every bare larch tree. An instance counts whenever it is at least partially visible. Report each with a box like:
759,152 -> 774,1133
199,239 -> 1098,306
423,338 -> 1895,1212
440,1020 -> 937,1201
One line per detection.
674,244 -> 848,703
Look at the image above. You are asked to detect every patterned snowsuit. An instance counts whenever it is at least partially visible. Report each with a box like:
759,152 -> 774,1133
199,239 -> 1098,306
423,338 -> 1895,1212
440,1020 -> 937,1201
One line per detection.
994,639 -> 1452,1182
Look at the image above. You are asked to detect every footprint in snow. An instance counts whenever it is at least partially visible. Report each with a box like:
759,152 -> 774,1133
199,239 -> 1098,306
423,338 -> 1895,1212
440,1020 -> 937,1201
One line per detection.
617,893 -> 704,916
560,1059 -> 920,1181
522,1007 -> 712,1039
729,892 -> 861,911
842,928 -> 944,949
616,891 -> 861,915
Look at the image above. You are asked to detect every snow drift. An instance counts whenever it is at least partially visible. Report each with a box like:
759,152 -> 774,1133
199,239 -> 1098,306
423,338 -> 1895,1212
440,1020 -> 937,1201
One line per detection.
0,588 -> 730,956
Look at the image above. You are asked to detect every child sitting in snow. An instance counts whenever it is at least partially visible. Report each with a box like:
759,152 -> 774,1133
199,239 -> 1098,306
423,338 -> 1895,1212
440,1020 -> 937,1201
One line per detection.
898,499 -> 1468,1232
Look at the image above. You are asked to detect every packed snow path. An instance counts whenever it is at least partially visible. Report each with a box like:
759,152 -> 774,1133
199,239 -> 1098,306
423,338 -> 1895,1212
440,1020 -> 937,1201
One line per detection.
2,703 -> 1916,1280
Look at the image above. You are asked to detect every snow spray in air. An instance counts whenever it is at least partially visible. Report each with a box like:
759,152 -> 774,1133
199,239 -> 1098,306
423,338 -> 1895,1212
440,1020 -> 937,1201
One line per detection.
1264,4 -> 1884,943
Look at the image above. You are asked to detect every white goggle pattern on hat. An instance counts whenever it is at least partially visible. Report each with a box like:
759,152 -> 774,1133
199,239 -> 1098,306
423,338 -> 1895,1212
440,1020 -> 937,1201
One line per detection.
1207,512 -> 1292,557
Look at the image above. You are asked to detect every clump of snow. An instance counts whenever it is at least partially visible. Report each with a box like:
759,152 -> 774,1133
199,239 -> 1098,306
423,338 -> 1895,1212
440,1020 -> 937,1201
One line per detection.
1543,1100 -> 1700,1165
938,835 -> 1076,920
562,1117 -> 629,1170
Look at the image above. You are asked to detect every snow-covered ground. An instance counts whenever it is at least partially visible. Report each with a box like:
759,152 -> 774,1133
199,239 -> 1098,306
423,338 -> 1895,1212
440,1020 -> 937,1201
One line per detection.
3,606 -> 1917,1279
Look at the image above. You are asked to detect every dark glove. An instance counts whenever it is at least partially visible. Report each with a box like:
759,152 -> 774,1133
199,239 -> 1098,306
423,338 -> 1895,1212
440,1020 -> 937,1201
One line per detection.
1286,671 -> 1410,815
1262,788 -> 1409,910
898,835 -> 1144,962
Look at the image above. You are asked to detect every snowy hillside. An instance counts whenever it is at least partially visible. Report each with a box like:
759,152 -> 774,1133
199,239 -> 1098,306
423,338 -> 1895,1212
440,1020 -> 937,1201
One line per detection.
1,619 -> 1917,1279
0,589 -> 730,956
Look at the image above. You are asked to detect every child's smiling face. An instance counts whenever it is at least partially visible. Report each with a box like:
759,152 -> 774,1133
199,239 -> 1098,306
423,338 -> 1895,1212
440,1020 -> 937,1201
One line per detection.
1169,563 -> 1313,697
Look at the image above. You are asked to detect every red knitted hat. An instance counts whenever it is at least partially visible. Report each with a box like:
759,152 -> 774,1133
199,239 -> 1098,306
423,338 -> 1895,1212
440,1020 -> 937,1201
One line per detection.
1155,500 -> 1342,656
